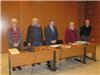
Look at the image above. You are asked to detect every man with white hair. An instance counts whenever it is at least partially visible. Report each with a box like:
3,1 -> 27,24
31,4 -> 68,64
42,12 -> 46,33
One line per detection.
64,21 -> 78,44
8,18 -> 22,49
7,18 -> 22,71
26,18 -> 43,46
80,19 -> 91,41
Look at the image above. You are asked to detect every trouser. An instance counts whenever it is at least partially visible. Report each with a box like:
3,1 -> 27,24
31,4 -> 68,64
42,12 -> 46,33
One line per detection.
32,41 -> 42,46
9,42 -> 21,50
81,35 -> 89,41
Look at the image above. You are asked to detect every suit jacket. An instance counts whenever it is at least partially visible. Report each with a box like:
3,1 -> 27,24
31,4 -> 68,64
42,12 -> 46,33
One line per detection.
80,25 -> 91,37
26,25 -> 43,45
44,25 -> 58,45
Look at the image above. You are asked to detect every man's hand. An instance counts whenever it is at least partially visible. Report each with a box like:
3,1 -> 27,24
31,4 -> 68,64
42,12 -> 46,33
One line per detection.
51,40 -> 56,44
28,43 -> 31,46
13,43 -> 18,47
69,42 -> 72,45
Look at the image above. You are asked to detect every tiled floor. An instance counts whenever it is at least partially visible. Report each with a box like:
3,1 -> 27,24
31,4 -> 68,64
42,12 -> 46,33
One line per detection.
1,45 -> 100,75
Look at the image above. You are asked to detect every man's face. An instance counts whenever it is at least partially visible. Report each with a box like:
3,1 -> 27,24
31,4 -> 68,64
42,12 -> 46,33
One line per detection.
85,20 -> 90,26
69,22 -> 74,30
49,21 -> 55,26
32,18 -> 38,25
11,21 -> 17,28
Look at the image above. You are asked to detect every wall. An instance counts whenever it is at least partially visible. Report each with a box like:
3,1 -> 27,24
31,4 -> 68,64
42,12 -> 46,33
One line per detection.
77,2 -> 85,34
1,1 -> 78,52
1,1 -> 21,52
85,1 -> 100,43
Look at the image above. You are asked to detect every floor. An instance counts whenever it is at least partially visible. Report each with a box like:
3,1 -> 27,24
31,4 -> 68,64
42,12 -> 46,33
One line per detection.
1,45 -> 100,75
0,53 -> 9,75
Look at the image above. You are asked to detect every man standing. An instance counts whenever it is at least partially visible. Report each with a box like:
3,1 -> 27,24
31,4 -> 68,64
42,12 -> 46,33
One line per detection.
80,19 -> 91,41
26,18 -> 43,46
65,22 -> 78,44
44,20 -> 58,45
7,18 -> 22,71
44,20 -> 58,69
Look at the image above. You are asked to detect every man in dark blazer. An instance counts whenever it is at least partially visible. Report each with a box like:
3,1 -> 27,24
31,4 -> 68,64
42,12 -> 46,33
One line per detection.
44,20 -> 58,69
80,19 -> 91,41
44,20 -> 58,45
26,18 -> 43,46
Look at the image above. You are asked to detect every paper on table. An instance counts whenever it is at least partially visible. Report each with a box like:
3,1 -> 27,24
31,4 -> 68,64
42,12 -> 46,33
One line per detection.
50,45 -> 60,48
8,48 -> 20,54
71,43 -> 78,45
75,41 -> 88,44
66,45 -> 72,48
64,45 -> 72,48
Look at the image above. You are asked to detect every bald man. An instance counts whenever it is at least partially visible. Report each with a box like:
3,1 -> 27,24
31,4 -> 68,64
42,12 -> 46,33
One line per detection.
80,19 -> 91,41
26,18 -> 43,46
8,18 -> 22,49
64,22 -> 78,44
7,18 -> 22,71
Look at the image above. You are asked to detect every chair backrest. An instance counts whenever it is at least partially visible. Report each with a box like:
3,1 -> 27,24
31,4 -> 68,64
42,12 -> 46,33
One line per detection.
56,40 -> 64,44
42,40 -> 47,45
23,41 -> 28,47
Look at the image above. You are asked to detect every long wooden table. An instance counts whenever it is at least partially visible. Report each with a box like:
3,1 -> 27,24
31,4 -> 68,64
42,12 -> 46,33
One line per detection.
9,43 -> 97,73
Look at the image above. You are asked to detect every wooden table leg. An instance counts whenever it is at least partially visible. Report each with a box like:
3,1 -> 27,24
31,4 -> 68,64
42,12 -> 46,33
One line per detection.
83,47 -> 87,64
9,56 -> 12,75
52,50 -> 57,71
92,46 -> 96,61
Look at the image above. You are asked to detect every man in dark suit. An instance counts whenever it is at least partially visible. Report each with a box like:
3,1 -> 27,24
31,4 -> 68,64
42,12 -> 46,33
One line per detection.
26,18 -> 43,46
80,19 -> 91,41
44,20 -> 58,45
44,20 -> 58,69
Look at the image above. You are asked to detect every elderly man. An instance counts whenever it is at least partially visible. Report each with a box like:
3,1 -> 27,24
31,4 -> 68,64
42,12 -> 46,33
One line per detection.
64,22 -> 78,44
7,18 -> 22,71
80,19 -> 91,41
26,18 -> 43,46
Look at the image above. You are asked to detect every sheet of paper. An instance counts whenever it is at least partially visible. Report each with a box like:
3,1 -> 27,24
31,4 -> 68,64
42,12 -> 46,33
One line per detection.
8,48 -> 20,54
75,41 -> 88,44
50,45 -> 60,48
64,45 -> 72,48
71,43 -> 79,45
